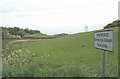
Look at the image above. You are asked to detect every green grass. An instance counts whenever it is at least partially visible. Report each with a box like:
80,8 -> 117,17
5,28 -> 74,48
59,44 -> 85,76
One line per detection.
24,33 -> 57,39
2,27 -> 118,77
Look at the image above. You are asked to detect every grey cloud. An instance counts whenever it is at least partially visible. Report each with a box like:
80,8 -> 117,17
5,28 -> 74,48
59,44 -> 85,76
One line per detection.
0,0 -> 27,13
16,14 -> 34,17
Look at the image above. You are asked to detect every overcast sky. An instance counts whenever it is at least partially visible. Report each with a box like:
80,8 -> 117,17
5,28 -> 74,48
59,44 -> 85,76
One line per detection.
0,0 -> 119,35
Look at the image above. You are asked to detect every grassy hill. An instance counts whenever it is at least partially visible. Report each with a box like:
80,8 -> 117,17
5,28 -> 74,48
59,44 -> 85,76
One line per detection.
2,27 -> 118,77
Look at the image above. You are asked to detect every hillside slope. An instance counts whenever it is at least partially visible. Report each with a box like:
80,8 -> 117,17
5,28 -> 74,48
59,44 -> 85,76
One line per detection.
2,27 -> 118,77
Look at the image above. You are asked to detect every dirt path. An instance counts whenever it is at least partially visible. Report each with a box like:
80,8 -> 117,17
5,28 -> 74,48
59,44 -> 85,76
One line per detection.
5,39 -> 37,49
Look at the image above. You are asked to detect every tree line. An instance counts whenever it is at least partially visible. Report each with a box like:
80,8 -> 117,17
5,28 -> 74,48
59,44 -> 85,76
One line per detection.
1,26 -> 41,39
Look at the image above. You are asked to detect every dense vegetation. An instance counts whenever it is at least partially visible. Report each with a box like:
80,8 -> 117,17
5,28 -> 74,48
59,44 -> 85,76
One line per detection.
1,26 -> 41,39
104,20 -> 120,29
54,33 -> 69,37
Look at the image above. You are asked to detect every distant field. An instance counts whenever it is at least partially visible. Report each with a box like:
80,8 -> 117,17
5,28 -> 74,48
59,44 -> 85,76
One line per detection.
2,27 -> 118,77
24,33 -> 57,39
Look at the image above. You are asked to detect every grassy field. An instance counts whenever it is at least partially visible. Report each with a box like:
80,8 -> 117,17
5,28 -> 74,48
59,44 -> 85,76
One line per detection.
23,33 -> 58,39
2,27 -> 118,77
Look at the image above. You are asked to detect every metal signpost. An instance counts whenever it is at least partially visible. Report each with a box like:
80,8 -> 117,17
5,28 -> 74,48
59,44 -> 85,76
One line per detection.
94,30 -> 113,77
118,1 -> 120,20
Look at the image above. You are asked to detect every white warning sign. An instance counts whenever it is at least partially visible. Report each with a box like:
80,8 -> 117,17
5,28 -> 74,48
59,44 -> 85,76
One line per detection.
94,30 -> 113,51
